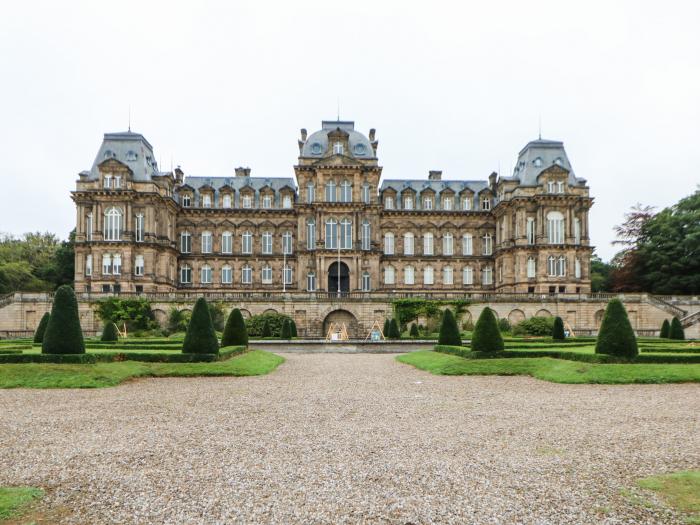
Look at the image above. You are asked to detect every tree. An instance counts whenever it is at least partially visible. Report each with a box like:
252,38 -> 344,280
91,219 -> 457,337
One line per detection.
280,319 -> 292,339
552,316 -> 566,340
471,308 -> 504,352
208,302 -> 226,332
261,319 -> 272,338
670,317 -> 685,340
389,318 -> 401,339
182,298 -> 219,354
290,319 -> 298,338
437,309 -> 461,346
590,252 -> 612,292
42,285 -> 85,354
660,319 -> 670,339
608,204 -> 656,292
383,319 -> 391,338
101,321 -> 119,342
409,323 -> 419,338
33,312 -> 50,344
221,308 -> 248,347
595,299 -> 638,358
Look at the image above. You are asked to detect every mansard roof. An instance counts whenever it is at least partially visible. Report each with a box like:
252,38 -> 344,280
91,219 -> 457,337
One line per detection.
506,137 -> 587,187
300,120 -> 376,160
184,176 -> 297,192
380,179 -> 489,194
87,131 -> 162,182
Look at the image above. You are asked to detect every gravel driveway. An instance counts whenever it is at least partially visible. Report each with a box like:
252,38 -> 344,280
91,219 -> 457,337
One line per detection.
1,354 -> 698,524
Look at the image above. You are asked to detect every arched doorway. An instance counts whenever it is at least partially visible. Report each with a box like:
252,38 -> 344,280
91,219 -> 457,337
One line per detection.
323,309 -> 359,338
328,262 -> 350,294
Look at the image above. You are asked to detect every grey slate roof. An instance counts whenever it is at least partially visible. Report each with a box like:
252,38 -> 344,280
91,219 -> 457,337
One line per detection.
507,138 -> 586,186
301,120 -> 375,159
178,176 -> 297,207
379,179 -> 490,210
87,131 -> 160,181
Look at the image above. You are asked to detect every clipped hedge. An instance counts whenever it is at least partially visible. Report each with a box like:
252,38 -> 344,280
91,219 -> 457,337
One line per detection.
660,319 -> 670,338
33,312 -> 50,344
0,346 -> 247,364
42,285 -> 85,355
552,317 -> 565,340
182,297 -> 219,354
670,317 -> 685,340
471,308 -> 504,352
438,309 -> 461,346
512,316 -> 555,336
389,319 -> 401,339
101,322 -> 119,342
222,308 -> 249,347
595,299 -> 638,358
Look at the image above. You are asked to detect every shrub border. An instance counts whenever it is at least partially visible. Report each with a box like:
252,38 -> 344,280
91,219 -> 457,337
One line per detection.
0,346 -> 246,364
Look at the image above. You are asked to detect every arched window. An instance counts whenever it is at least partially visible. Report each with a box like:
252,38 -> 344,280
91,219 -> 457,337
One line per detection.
262,265 -> 273,284
404,266 -> 415,285
283,231 -> 293,255
463,266 -> 473,285
221,231 -> 233,254
384,232 -> 394,255
242,231 -> 253,254
221,265 -> 232,284
557,256 -> 567,276
443,266 -> 454,285
384,196 -> 394,210
547,211 -> 565,244
404,232 -> 414,256
200,264 -> 212,284
306,182 -> 315,203
325,218 -> 338,249
462,233 -> 473,255
201,231 -> 212,253
340,180 -> 352,203
180,264 -> 192,284
283,195 -> 292,209
547,255 -> 557,276
424,266 -> 434,285
262,231 -> 273,254
443,233 -> 453,256
482,234 -> 493,256
340,218 -> 352,249
361,220 -> 371,251
325,180 -> 336,203
241,264 -> 252,284
384,265 -> 395,285
307,218 -> 316,250
362,271 -> 371,292
104,207 -> 122,241
180,231 -> 191,253
423,233 -> 434,255
527,257 -> 536,278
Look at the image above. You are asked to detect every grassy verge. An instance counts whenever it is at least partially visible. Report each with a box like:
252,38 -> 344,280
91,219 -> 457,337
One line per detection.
0,486 -> 43,521
637,470 -> 700,524
0,350 -> 284,389
397,351 -> 700,384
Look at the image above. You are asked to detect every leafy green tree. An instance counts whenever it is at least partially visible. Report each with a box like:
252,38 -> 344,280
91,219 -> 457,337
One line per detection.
670,317 -> 685,340
389,318 -> 401,339
437,309 -> 461,346
101,321 -> 119,342
96,298 -> 156,331
208,302 -> 226,332
244,313 -> 291,337
497,317 -> 511,333
33,312 -> 50,344
409,323 -> 419,338
182,298 -> 219,354
590,253 -> 612,292
221,308 -> 248,347
167,307 -> 190,334
0,231 -> 74,292
595,299 -> 638,358
42,285 -> 85,354
660,319 -> 670,338
471,308 -> 503,353
552,316 -> 566,340
512,316 -> 555,336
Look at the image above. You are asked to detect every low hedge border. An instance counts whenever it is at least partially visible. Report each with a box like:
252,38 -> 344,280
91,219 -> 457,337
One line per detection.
641,347 -> 700,354
0,348 -> 25,354
434,345 -> 700,364
0,346 -> 247,364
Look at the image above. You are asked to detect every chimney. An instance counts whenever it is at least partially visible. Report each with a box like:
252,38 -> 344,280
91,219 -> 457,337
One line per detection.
428,170 -> 442,181
174,165 -> 184,183
235,167 -> 251,177
489,171 -> 498,188
300,128 -> 307,141
369,128 -> 376,141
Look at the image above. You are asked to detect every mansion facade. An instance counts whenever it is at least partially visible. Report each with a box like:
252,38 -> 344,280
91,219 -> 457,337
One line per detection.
72,120 -> 594,295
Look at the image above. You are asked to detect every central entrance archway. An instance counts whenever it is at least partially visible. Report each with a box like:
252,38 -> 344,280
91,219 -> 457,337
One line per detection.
328,261 -> 350,294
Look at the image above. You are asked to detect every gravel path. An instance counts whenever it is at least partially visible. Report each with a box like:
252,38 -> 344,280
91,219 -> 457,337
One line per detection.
1,354 -> 698,524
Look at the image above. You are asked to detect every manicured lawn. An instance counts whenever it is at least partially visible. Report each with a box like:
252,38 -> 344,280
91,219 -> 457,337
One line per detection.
397,351 -> 700,384
0,486 -> 43,521
637,470 -> 700,523
0,350 -> 284,388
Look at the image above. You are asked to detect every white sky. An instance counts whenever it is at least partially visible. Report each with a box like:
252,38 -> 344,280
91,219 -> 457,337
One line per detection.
1,0 -> 698,261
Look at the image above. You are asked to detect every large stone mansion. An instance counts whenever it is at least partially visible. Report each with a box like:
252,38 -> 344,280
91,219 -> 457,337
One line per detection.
72,120 -> 594,296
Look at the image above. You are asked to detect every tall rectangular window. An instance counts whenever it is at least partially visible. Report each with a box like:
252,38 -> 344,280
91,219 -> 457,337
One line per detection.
202,194 -> 212,208
262,195 -> 273,209
574,218 -> 581,245
86,213 -> 93,241
462,197 -> 472,211
307,219 -> 316,250
404,233 -> 414,256
362,272 -> 370,291
180,232 -> 191,253
85,254 -> 93,276
135,214 -> 144,242
242,265 -> 252,284
262,266 -> 273,284
325,181 -> 336,203
242,232 -> 252,254
404,266 -> 415,285
481,198 -> 491,211
443,266 -> 454,285
325,220 -> 338,249
462,234 -> 473,255
242,195 -> 252,209
307,272 -> 316,291
134,255 -> 144,276
221,232 -> 233,254
262,232 -> 273,254
222,194 -> 232,208
113,254 -> 122,275
283,232 -> 293,255
527,217 -> 536,245
283,265 -> 293,285
575,258 -> 582,278
361,221 -> 371,251
527,257 -> 536,278
423,233 -> 434,255
424,267 -> 434,285
384,196 -> 394,210
102,254 -> 112,275
482,234 -> 493,256
340,219 -> 352,249
307,183 -> 315,203
404,196 -> 413,210
463,266 -> 473,285
362,184 -> 370,204
423,197 -> 433,210
482,266 -> 492,285
201,232 -> 213,254
222,266 -> 232,284
443,234 -> 453,256
384,233 -> 394,255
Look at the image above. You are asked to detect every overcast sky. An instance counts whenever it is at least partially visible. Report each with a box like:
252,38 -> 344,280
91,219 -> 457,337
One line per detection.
1,0 -> 698,261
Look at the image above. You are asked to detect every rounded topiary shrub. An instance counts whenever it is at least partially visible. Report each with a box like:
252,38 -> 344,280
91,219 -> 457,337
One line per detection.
595,299 -> 638,358
552,316 -> 566,340
670,317 -> 685,340
261,319 -> 272,338
438,309 -> 462,346
290,319 -> 298,338
660,319 -> 670,338
33,312 -> 50,344
409,323 -> 419,338
182,298 -> 219,354
471,307 -> 504,353
221,308 -> 248,347
101,321 -> 119,342
389,318 -> 401,339
383,319 -> 391,338
42,285 -> 85,354
280,319 -> 292,339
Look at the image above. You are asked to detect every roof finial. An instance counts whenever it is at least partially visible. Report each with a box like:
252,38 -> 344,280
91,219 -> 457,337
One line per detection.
337,97 -> 340,121
128,105 -> 131,132
538,114 -> 541,140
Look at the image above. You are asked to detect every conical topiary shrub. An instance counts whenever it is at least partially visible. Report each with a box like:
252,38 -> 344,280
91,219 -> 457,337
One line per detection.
552,316 -> 566,341
221,308 -> 248,347
33,312 -> 50,344
261,319 -> 271,338
389,318 -> 401,339
290,319 -> 298,338
280,319 -> 292,339
670,317 -> 685,340
409,323 -> 419,338
182,298 -> 219,354
660,319 -> 670,338
101,321 -> 119,342
595,298 -> 638,358
42,285 -> 85,354
438,309 -> 462,346
470,307 -> 504,353
383,319 -> 391,339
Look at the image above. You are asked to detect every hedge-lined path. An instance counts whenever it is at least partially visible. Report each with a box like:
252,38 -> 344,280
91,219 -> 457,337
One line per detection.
0,354 -> 698,524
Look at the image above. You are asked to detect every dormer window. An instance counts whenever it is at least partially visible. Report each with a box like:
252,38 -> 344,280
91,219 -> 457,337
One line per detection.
103,175 -> 112,189
481,197 -> 491,211
202,194 -> 212,208
404,196 -> 413,210
385,196 -> 394,210
114,175 -> 121,189
333,142 -> 344,155
103,150 -> 115,159
283,195 -> 292,209
222,194 -> 232,208
462,197 -> 472,210
554,157 -> 563,166
547,181 -> 556,193
311,143 -> 322,154
126,150 -> 137,161
533,157 -> 542,167
557,181 -> 565,193
242,195 -> 252,209
262,195 -> 273,209
423,197 -> 433,210
443,197 -> 453,210
181,194 -> 191,207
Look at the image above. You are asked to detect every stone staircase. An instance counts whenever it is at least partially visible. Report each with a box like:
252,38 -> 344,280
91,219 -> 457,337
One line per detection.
681,310 -> 700,328
646,295 -> 687,318
0,293 -> 14,309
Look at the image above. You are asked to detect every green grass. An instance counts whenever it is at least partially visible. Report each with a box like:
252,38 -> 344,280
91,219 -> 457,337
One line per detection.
0,486 -> 43,521
397,351 -> 700,384
0,350 -> 284,388
637,470 -> 700,524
